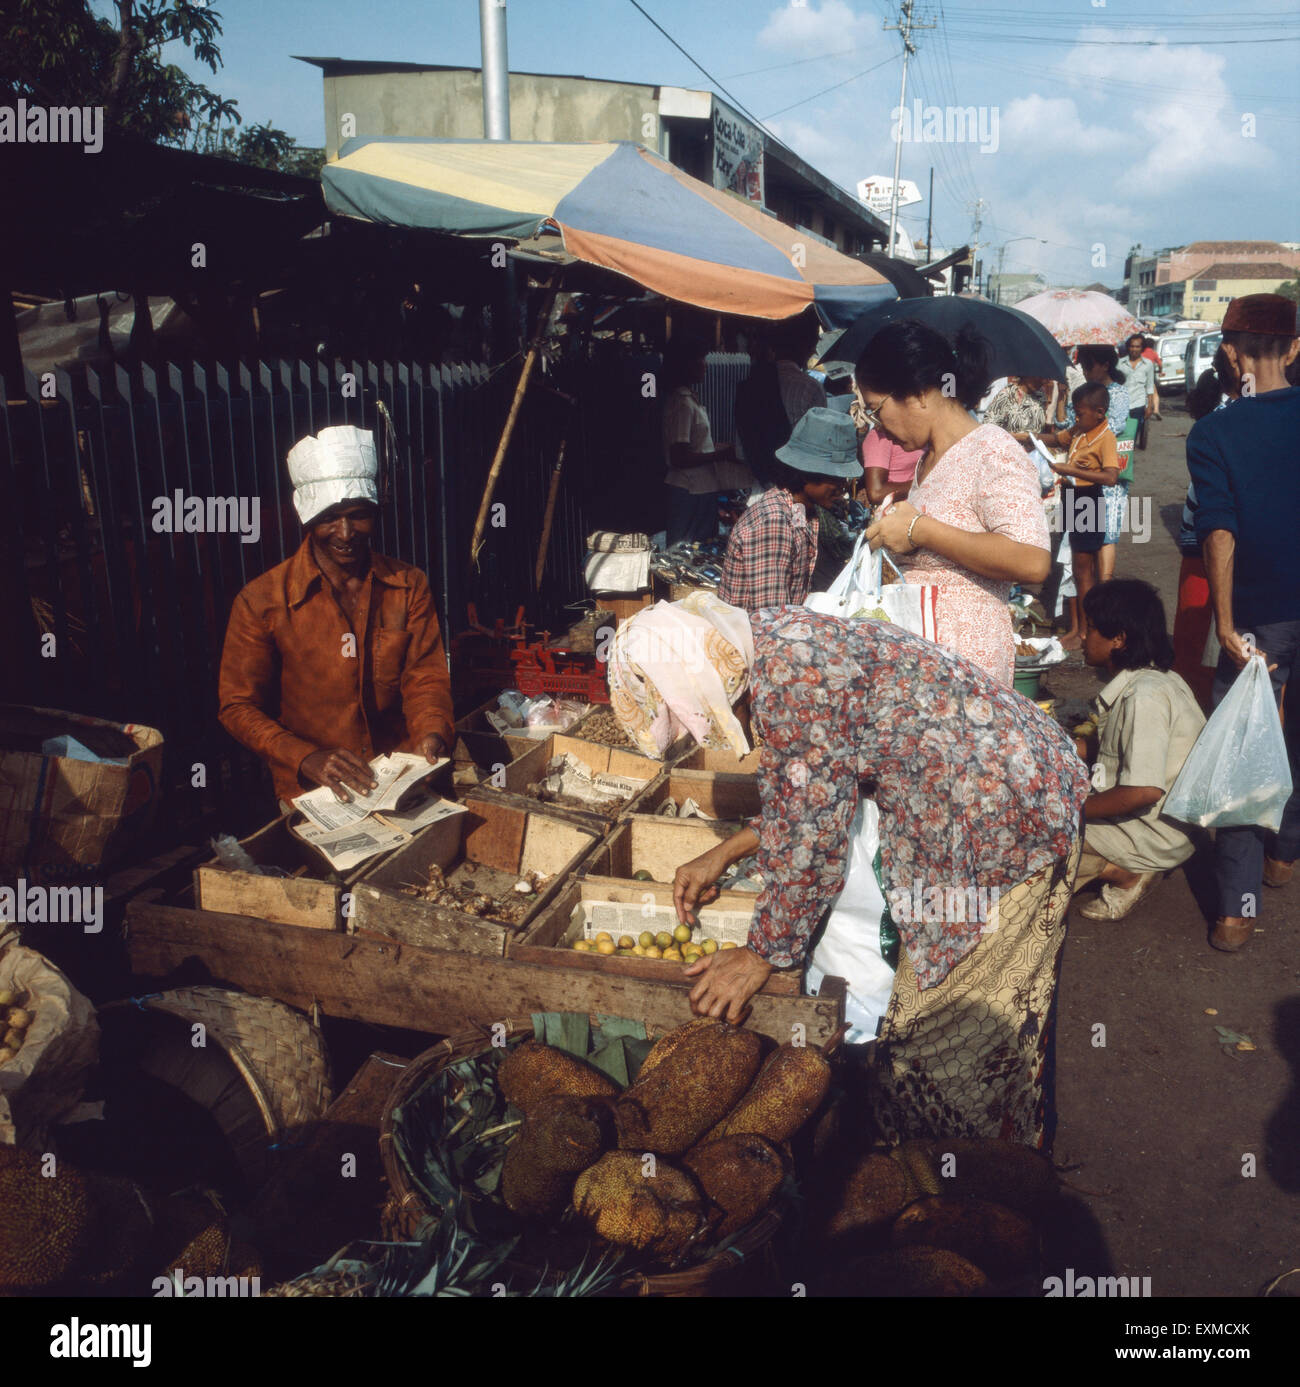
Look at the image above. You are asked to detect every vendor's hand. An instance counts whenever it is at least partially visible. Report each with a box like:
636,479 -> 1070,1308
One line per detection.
865,499 -> 921,553
684,946 -> 773,1023
673,850 -> 726,927
300,748 -> 379,801
1218,628 -> 1274,672
417,733 -> 449,763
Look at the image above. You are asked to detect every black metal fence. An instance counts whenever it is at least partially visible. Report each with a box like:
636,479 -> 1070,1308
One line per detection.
0,350 -> 748,835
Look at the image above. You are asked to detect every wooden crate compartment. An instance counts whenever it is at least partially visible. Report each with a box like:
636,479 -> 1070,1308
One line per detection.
350,797 -> 600,956
580,816 -> 742,887
512,877 -> 804,990
627,768 -> 760,823
193,814 -> 371,932
675,744 -> 764,775
126,897 -> 845,1046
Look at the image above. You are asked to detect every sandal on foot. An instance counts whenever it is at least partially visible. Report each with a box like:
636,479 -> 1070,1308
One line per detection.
1079,872 -> 1161,920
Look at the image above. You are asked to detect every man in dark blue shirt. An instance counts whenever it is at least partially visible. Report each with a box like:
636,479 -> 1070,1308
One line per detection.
1187,293 -> 1300,951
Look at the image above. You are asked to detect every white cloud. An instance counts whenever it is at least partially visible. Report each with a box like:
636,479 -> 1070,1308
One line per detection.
757,1 -> 878,57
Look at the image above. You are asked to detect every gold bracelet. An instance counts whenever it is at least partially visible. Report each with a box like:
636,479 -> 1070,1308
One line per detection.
906,514 -> 922,548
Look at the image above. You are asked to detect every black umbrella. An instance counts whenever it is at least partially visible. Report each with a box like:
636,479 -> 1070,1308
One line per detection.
823,295 -> 1069,382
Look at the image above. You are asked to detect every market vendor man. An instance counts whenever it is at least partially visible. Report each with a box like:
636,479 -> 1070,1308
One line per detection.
218,425 -> 454,809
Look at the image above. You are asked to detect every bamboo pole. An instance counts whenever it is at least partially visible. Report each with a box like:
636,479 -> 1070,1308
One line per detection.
469,277 -> 559,569
534,440 -> 565,589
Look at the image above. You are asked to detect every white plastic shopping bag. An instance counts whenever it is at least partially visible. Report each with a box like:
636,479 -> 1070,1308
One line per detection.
1164,654 -> 1293,832
808,540 -> 938,641
804,797 -> 896,1043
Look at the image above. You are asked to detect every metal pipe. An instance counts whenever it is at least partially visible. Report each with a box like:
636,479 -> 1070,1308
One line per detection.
479,0 -> 510,140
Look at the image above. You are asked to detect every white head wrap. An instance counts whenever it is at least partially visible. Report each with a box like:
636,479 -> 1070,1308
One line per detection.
287,425 -> 378,525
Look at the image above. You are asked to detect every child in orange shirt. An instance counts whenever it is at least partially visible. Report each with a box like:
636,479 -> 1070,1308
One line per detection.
1044,382 -> 1121,630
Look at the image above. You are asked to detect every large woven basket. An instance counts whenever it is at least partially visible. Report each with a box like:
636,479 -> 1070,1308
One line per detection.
378,1027 -> 782,1297
98,986 -> 333,1189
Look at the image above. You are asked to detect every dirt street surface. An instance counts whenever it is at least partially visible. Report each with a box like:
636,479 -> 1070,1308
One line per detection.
1038,394 -> 1299,1298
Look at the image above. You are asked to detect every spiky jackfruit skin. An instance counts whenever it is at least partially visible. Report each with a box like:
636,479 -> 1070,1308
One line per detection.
614,1023 -> 763,1156
897,1138 -> 1058,1215
0,1145 -> 94,1291
497,1041 -> 619,1115
636,1018 -> 723,1082
499,1095 -> 615,1219
571,1152 -> 705,1261
822,1153 -> 911,1245
156,1192 -> 235,1280
500,1142 -> 572,1220
682,1134 -> 785,1238
892,1196 -> 1037,1280
707,1042 -> 830,1144
832,1245 -> 989,1297
79,1172 -> 155,1290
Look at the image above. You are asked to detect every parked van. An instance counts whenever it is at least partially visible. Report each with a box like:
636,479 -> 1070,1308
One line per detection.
1184,330 -> 1222,393
1157,332 -> 1193,391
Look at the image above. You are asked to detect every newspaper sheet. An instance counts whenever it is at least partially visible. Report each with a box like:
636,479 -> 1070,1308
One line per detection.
540,754 -> 643,805
292,752 -> 447,832
291,793 -> 466,873
576,899 -> 754,945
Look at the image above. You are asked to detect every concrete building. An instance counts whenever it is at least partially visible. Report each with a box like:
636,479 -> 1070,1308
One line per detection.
988,271 -> 1047,306
299,59 -> 890,256
1179,262 -> 1299,324
1124,241 -> 1300,317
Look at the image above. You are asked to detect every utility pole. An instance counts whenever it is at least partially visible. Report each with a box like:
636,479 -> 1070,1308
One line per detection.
969,197 -> 987,295
924,166 -> 933,265
480,0 -> 510,140
884,0 -> 935,258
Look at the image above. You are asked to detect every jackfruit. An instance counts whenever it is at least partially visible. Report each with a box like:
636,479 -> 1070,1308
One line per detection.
571,1152 -> 705,1261
635,1018 -> 723,1082
682,1134 -> 785,1239
896,1138 -> 1057,1215
0,1145 -> 94,1291
615,1022 -> 763,1155
706,1041 -> 830,1144
79,1172 -> 155,1290
832,1244 -> 989,1297
892,1196 -> 1037,1280
822,1152 -> 911,1245
497,1040 -> 619,1115
155,1191 -> 257,1281
500,1095 -> 614,1220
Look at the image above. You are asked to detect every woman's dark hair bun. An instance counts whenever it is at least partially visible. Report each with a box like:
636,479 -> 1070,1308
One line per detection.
854,318 -> 992,411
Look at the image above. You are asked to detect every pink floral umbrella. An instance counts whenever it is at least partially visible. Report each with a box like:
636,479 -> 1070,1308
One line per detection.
1015,289 -> 1145,347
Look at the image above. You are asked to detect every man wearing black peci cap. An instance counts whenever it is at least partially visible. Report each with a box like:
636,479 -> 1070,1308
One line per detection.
1186,293 -> 1300,951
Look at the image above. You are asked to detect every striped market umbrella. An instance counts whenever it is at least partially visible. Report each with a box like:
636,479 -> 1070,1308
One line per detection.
1015,288 -> 1145,347
322,137 -> 895,323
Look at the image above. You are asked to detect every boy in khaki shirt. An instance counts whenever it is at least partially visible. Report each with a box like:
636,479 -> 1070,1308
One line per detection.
1073,580 -> 1206,920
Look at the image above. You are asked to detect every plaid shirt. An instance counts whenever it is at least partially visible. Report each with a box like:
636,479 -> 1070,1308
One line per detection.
717,487 -> 818,613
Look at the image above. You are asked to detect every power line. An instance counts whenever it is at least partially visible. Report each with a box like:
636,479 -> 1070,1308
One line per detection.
761,56 -> 895,120
624,0 -> 776,138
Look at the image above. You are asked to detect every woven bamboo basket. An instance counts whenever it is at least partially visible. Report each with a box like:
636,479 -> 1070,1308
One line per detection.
98,986 -> 333,1190
378,1027 -> 783,1297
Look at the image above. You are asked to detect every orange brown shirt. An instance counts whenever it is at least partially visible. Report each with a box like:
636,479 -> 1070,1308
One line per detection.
218,536 -> 454,802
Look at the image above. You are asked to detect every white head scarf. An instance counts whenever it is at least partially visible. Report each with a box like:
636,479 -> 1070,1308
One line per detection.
287,425 -> 378,525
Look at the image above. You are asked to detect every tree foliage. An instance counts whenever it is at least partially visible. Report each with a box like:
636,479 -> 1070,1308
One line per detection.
0,0 -> 321,175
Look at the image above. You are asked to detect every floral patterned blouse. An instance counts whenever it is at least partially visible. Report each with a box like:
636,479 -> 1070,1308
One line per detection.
746,609 -> 1089,990
902,423 -> 1050,686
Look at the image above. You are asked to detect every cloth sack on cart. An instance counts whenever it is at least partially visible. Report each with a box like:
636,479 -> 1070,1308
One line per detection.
606,595 -> 752,760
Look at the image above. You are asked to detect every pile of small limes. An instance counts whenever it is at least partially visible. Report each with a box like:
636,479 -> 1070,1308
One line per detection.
571,926 -> 740,962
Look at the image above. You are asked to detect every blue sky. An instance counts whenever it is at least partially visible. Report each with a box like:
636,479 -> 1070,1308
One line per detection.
153,0 -> 1299,286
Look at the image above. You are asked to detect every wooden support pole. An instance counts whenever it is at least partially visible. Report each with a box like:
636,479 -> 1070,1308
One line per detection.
534,440 -> 565,589
469,277 -> 559,569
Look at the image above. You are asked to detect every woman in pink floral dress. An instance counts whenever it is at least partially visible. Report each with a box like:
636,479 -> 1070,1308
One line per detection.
858,321 -> 1051,686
